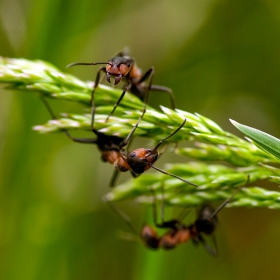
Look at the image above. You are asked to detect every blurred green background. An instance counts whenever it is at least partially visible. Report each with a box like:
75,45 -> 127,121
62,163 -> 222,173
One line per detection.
1,0 -> 280,279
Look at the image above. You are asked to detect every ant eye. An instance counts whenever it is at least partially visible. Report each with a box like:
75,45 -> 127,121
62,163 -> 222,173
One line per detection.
126,62 -> 130,67
130,152 -> 136,157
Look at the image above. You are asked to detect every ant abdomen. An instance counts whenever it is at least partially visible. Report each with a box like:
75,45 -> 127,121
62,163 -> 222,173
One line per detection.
141,225 -> 160,249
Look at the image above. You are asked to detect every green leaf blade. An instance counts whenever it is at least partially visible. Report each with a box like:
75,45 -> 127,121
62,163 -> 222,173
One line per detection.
230,119 -> 280,161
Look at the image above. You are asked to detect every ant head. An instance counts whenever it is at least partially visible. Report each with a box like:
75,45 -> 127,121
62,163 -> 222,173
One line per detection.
141,225 -> 159,249
106,56 -> 134,85
126,148 -> 158,174
195,205 -> 218,235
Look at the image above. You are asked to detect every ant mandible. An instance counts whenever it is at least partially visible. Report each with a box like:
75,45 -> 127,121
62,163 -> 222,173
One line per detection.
67,49 -> 175,128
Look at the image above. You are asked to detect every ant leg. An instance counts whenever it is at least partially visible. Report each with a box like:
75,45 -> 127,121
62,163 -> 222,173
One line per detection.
150,84 -> 175,110
66,62 -> 107,130
211,236 -> 218,256
40,94 -> 57,119
135,66 -> 175,109
104,197 -> 139,235
149,185 -> 174,229
119,107 -> 146,148
105,83 -> 132,122
91,66 -> 107,129
39,94 -> 99,144
199,234 -> 218,257
207,175 -> 250,221
105,66 -> 152,123
136,67 -> 154,105
109,169 -> 121,188
150,184 -> 190,233
160,183 -> 165,225
63,131 -> 98,144
148,187 -> 160,226
152,118 -> 186,152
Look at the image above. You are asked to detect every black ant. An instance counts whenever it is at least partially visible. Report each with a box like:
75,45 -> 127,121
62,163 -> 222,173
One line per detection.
40,96 -> 197,188
67,49 -> 175,127
107,182 -> 244,254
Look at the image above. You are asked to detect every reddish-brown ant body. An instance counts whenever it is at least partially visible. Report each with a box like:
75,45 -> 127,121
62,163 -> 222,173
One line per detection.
67,49 -> 175,126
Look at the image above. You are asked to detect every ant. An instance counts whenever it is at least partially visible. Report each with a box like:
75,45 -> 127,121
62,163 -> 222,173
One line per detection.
67,49 -> 175,127
40,96 -> 197,188
141,204 -> 219,254
39,95 -> 125,168
107,181 -> 245,254
141,183 -> 244,253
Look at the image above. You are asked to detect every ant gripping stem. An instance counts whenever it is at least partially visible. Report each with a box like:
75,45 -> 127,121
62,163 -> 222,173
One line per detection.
108,180 -> 244,252
40,82 -> 194,188
109,112 -> 198,188
147,177 -> 248,251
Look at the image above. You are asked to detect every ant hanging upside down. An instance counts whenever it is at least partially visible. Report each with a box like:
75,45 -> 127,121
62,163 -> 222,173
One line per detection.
67,49 -> 175,127
107,183 -> 244,254
40,96 -> 197,188
141,184 -> 243,253
141,205 -> 219,254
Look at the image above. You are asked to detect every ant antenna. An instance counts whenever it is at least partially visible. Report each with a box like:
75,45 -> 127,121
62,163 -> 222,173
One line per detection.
66,62 -> 113,68
39,94 -> 56,119
149,165 -> 198,187
148,119 -> 198,187
151,119 -> 186,152
208,175 -> 250,221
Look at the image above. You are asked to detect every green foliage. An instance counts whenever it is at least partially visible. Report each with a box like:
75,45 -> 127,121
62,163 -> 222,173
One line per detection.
231,119 -> 280,161
1,57 -> 280,209
2,1 -> 280,279
231,119 -> 280,185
